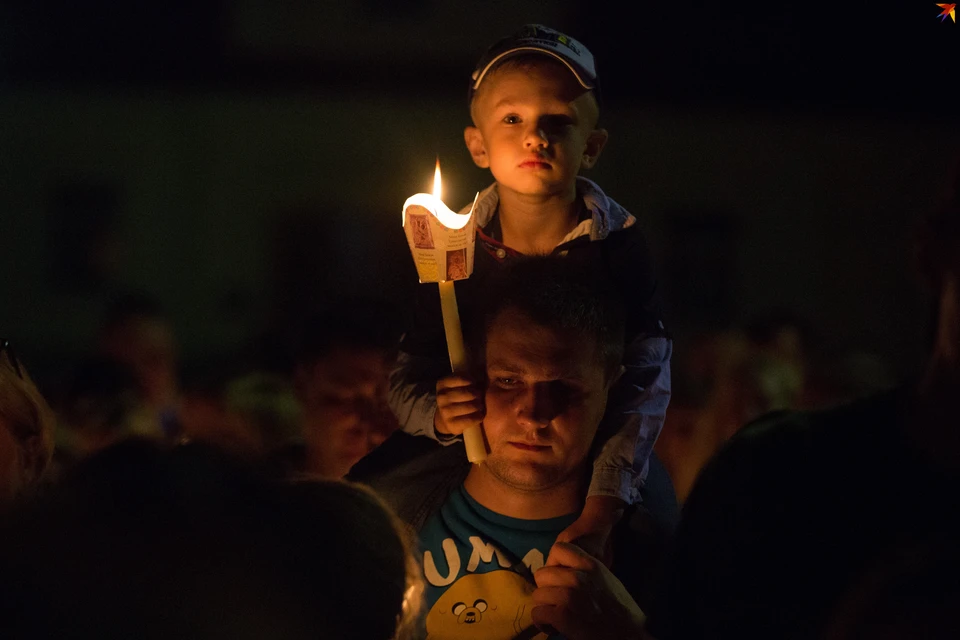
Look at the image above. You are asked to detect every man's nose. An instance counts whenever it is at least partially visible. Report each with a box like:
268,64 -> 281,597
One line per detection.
515,383 -> 558,428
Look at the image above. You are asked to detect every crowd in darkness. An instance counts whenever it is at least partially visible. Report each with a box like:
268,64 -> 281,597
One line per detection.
2,21 -> 958,640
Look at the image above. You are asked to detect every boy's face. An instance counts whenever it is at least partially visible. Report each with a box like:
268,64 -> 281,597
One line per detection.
465,59 -> 607,200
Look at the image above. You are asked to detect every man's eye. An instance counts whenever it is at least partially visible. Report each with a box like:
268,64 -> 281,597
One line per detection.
502,114 -> 520,124
495,377 -> 520,388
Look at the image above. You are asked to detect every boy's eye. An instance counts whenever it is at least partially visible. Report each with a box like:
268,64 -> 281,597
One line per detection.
540,114 -> 575,132
502,114 -> 521,124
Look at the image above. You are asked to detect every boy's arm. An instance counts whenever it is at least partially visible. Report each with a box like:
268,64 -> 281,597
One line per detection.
556,333 -> 672,563
388,284 -> 463,444
589,333 -> 673,504
388,350 -> 452,441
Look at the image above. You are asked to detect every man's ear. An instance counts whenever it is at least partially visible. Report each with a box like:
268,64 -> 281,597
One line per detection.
464,126 -> 490,169
580,128 -> 609,170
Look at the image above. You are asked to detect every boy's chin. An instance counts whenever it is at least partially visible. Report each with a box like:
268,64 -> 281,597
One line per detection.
498,177 -> 572,199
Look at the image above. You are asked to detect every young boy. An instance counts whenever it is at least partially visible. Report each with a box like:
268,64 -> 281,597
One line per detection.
389,24 -> 672,560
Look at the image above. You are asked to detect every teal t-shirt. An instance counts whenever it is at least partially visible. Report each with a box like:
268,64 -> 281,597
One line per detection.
418,484 -> 577,639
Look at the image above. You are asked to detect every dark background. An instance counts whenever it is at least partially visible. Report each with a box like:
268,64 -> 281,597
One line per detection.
2,0 -> 957,386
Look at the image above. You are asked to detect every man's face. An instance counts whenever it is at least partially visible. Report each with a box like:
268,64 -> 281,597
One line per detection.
467,59 -> 604,200
299,346 -> 398,478
482,309 -> 612,492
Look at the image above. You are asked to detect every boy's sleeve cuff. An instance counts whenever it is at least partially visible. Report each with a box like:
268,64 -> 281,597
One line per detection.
435,430 -> 462,444
420,404 -> 464,446
587,467 -> 639,505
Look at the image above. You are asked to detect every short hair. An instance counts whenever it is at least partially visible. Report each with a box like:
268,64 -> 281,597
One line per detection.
241,297 -> 403,378
477,256 -> 625,378
291,297 -> 404,370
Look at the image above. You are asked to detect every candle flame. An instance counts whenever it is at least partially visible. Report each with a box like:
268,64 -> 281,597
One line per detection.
433,157 -> 442,201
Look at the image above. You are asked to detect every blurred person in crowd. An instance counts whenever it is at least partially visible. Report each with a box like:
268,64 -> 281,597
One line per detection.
51,356 -> 162,477
647,156 -> 960,639
744,308 -> 810,412
98,291 -> 181,438
0,439 -> 422,640
654,330 -> 762,503
179,368 -> 302,464
291,300 -> 403,479
0,339 -> 56,506
657,312 -> 836,503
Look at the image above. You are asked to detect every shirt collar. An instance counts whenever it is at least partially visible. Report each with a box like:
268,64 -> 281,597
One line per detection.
460,176 -> 637,247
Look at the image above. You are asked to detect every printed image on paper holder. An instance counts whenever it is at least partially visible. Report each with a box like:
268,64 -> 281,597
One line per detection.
402,193 -> 478,283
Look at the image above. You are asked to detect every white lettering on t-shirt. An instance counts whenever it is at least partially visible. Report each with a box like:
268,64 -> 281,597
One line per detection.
522,549 -> 545,573
423,538 -> 461,587
466,536 -> 512,572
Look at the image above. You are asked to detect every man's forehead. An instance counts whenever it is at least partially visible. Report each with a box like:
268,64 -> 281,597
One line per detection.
485,313 -> 598,376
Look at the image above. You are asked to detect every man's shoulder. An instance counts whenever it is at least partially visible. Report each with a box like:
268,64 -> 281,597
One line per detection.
348,432 -> 470,527
349,431 -> 469,485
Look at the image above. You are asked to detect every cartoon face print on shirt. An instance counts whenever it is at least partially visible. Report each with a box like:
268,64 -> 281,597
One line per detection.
426,570 -> 548,640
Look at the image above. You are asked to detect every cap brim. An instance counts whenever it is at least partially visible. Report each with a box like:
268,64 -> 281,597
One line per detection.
471,47 -> 594,95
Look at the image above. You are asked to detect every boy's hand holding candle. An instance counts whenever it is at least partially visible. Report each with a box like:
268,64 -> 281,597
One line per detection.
402,160 -> 488,463
434,374 -> 485,438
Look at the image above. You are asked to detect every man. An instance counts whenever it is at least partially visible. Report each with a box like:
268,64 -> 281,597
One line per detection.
352,257 -> 676,640
97,292 -> 179,440
647,159 -> 960,639
291,300 -> 403,479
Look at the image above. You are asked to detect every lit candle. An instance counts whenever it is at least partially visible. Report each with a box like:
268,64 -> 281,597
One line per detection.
402,160 -> 488,463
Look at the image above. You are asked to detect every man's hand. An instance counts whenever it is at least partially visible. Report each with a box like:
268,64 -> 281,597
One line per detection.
554,495 -> 625,568
533,542 -> 650,640
434,375 -> 485,436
